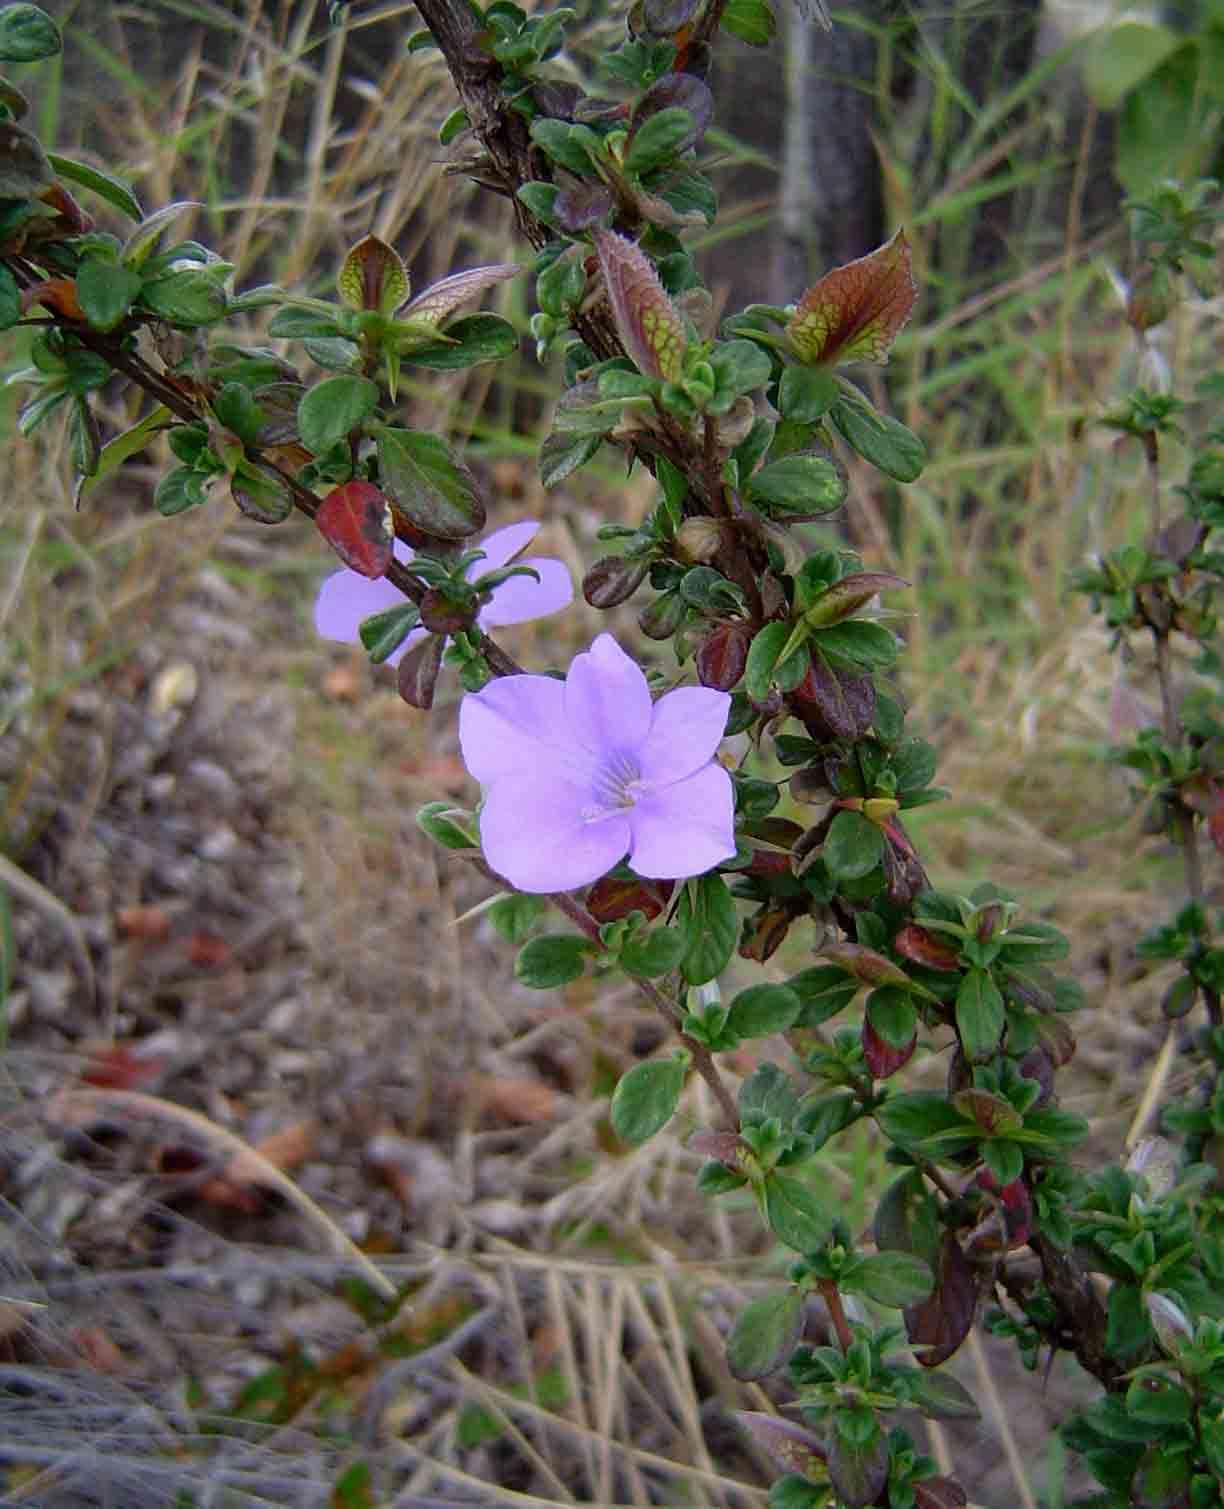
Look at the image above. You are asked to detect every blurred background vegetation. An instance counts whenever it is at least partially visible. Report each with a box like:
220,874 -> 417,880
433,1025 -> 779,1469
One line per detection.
0,0 -> 1220,1504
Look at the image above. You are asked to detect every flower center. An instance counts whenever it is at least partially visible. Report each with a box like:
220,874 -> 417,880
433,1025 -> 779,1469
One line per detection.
582,748 -> 646,822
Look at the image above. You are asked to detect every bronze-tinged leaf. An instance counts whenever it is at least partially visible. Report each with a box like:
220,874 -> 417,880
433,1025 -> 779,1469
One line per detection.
893,924 -> 960,972
631,72 -> 713,154
419,586 -> 472,636
688,1129 -> 743,1167
337,233 -> 410,315
739,903 -> 793,963
403,263 -> 520,327
914,1477 -> 968,1509
583,555 -> 649,608
792,655 -> 875,741
904,1232 -> 978,1367
696,622 -> 750,691
316,480 -> 393,579
883,821 -> 928,905
29,275 -> 85,321
828,1427 -> 888,1508
592,228 -> 686,382
822,941 -> 910,989
803,570 -> 909,628
786,229 -> 916,368
1034,1012 -> 1076,1068
585,873 -> 672,924
397,633 -> 445,710
555,178 -> 614,232
951,1088 -> 1021,1135
863,1018 -> 916,1079
733,1412 -> 827,1480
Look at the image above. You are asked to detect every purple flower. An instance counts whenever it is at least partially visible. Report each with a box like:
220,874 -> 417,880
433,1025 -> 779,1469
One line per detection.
459,633 -> 736,893
313,519 -> 573,667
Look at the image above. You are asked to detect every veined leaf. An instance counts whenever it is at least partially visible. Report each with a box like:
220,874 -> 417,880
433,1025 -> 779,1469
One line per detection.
787,229 -> 916,368
592,229 -> 686,383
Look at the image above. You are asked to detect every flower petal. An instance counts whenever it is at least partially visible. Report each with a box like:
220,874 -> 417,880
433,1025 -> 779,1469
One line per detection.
468,519 -> 540,573
639,685 -> 732,786
459,673 -> 575,784
481,775 -> 630,892
314,538 -> 413,643
627,761 -> 735,879
565,634 -> 652,755
479,555 -> 573,628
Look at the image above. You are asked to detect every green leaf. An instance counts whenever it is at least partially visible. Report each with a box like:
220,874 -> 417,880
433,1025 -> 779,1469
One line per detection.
720,0 -> 775,45
415,801 -> 478,851
739,1062 -> 800,1127
746,452 -> 847,515
76,403 -> 173,502
439,105 -> 469,145
231,463 -> 293,524
139,268 -> 226,327
823,809 -> 884,882
795,1091 -> 858,1150
726,983 -> 802,1040
841,1251 -> 933,1307
530,118 -> 595,176
45,153 -> 141,220
376,426 -> 485,540
745,619 -> 809,702
624,106 -> 694,176
539,429 -> 602,488
403,312 -> 519,369
762,1172 -> 833,1253
488,892 -> 545,944
154,465 -> 207,517
876,1092 -> 975,1156
1083,21 -> 1181,110
677,873 -> 737,986
787,964 -> 859,1026
981,1138 -> 1023,1186
619,924 -> 687,978
268,305 -> 345,340
75,259 -> 142,332
611,1053 -> 689,1144
1124,1374 -> 1191,1427
1106,1282 -> 1150,1359
515,933 -> 592,989
726,1289 -> 803,1380
0,261 -> 19,330
296,375 -> 380,457
866,988 -> 917,1049
899,1367 -> 981,1421
707,339 -> 773,413
955,968 -> 1005,1062
778,365 -> 839,423
830,385 -> 926,482
358,602 -> 421,664
1116,47 -> 1199,196
0,117 -> 51,195
0,4 -> 60,62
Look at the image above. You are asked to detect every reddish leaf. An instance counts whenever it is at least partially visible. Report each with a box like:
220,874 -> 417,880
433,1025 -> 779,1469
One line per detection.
337,233 -> 409,315
970,1170 -> 1034,1252
403,263 -> 520,326
792,655 -> 876,741
894,924 -> 959,972
184,929 -> 232,968
555,179 -> 615,232
1017,1046 -> 1055,1107
734,1412 -> 827,1479
396,633 -> 445,709
41,182 -> 93,235
592,229 -> 686,382
630,72 -> 713,153
914,1477 -> 968,1509
585,873 -> 672,924
863,1017 -> 916,1079
1181,775 -> 1224,853
81,1043 -> 165,1092
787,229 -> 917,367
743,848 -> 792,878
316,480 -> 393,580
115,904 -> 172,942
696,622 -> 750,691
28,276 -> 86,321
1035,1012 -> 1077,1067
739,904 -> 794,963
904,1232 -> 978,1367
